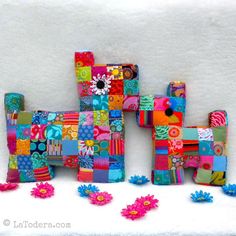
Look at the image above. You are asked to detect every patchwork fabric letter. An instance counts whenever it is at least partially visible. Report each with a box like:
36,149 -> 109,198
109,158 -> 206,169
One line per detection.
4,51 -> 139,183
136,82 -> 228,186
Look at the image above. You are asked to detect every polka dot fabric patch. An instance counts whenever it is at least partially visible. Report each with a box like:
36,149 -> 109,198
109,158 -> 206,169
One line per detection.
137,81 -> 228,186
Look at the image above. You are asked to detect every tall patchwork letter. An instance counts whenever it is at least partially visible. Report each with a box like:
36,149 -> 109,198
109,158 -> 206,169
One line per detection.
137,82 -> 228,186
4,51 -> 139,183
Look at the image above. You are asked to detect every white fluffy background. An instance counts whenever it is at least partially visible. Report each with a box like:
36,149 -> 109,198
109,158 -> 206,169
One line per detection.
0,0 -> 236,235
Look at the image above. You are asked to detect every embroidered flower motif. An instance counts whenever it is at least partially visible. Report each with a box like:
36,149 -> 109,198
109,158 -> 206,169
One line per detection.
170,156 -> 184,170
89,192 -> 113,206
128,175 -> 150,185
121,204 -> 146,220
135,195 -> 159,211
191,190 -> 213,203
107,66 -> 123,80
31,182 -> 54,199
171,139 -> 183,149
222,184 -> 236,196
78,184 -> 100,197
168,127 -> 180,138
79,140 -> 94,156
0,183 -> 19,192
90,74 -> 112,95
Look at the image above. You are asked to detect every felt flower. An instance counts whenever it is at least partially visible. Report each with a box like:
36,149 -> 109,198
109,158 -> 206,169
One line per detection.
31,182 -> 54,199
128,175 -> 150,185
121,204 -> 146,221
135,195 -> 159,211
78,184 -> 100,197
191,190 -> 213,203
222,184 -> 236,196
90,74 -> 112,95
0,183 -> 18,192
89,192 -> 113,206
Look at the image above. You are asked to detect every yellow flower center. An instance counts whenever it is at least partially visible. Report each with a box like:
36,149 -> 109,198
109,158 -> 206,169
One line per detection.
85,190 -> 91,194
197,197 -> 204,201
85,140 -> 94,147
39,189 -> 47,194
144,201 -> 150,206
97,196 -> 104,201
112,69 -> 119,76
129,210 -> 138,215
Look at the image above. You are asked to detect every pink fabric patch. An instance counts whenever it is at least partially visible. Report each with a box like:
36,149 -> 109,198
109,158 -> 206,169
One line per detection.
123,96 -> 139,111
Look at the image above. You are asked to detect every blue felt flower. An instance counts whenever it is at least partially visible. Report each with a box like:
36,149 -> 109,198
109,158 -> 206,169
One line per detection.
78,184 -> 100,197
191,190 -> 213,203
128,175 -> 150,185
222,184 -> 236,196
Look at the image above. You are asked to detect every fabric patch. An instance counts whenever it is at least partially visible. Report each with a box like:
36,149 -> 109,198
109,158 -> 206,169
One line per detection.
79,156 -> 93,169
17,112 -> 33,124
155,126 -> 169,140
124,80 -> 139,95
17,125 -> 31,140
195,168 -> 212,184
46,125 -> 62,140
80,96 -> 93,111
108,95 -> 124,110
199,156 -> 214,170
94,110 -> 109,126
140,96 -> 154,110
183,128 -> 199,140
78,125 -> 94,140
63,156 -> 78,168
62,125 -> 78,140
213,156 -> 227,171
93,95 -> 108,110
94,126 -> 110,140
123,95 -> 139,111
109,80 -> 124,95
17,155 -> 33,170
32,111 -> 48,125
16,140 -> 30,155
30,139 -> 47,155
122,65 -> 138,80
94,140 -> 109,157
79,112 -> 93,126
77,66 -> 91,82
168,126 -> 182,140
62,140 -> 78,155
30,125 -> 46,139
77,82 -> 93,97
198,128 -> 213,141
107,66 -> 123,80
199,141 -> 214,156
78,140 -> 94,156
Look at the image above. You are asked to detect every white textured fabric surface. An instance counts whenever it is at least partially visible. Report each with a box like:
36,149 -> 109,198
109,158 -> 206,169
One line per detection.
0,0 -> 236,235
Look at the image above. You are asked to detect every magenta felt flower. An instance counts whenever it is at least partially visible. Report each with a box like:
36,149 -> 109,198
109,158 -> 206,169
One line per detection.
31,182 -> 54,199
135,195 -> 159,211
89,191 -> 113,206
121,204 -> 146,221
0,183 -> 18,192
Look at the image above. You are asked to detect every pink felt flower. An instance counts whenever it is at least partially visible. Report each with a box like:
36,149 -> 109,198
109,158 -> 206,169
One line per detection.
0,183 -> 18,192
89,191 -> 113,206
31,182 -> 54,199
121,204 -> 146,221
135,195 -> 159,211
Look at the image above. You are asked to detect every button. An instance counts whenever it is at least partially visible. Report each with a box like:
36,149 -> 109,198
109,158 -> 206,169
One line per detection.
165,108 -> 173,116
96,80 -> 105,89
